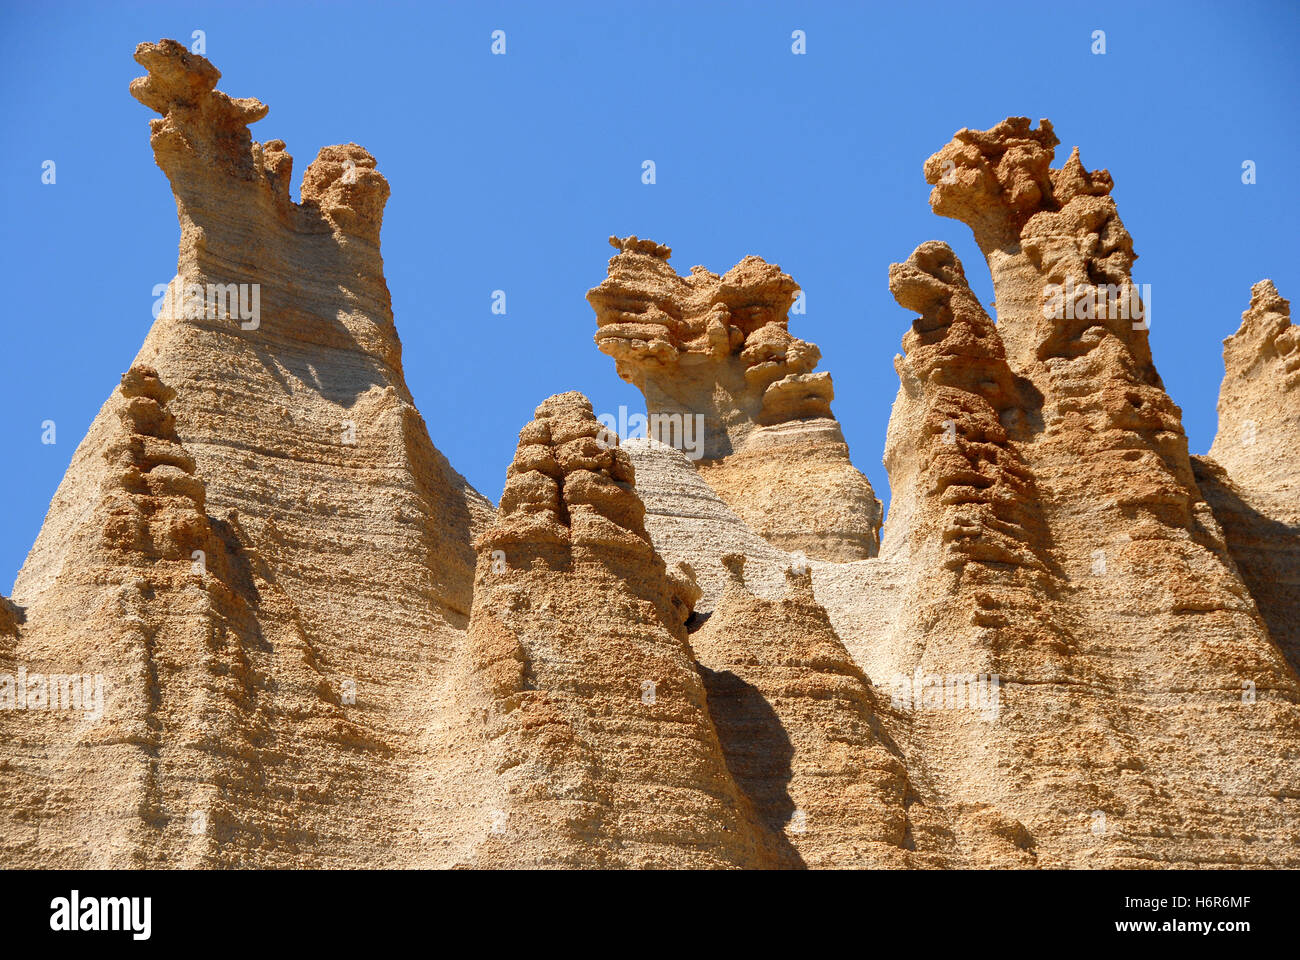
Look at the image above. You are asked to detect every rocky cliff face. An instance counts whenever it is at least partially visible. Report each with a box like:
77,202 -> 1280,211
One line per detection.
2,46 -> 1297,869
894,119 -> 1300,866
1198,280 -> 1300,673
3,40 -> 493,867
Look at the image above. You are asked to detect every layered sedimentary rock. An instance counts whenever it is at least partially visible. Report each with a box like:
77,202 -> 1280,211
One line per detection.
1197,281 -> 1300,671
622,126 -> 1300,867
5,39 -> 1300,870
907,119 -> 1300,865
457,393 -> 770,867
1,365 -> 361,866
688,555 -> 926,868
588,236 -> 882,561
462,400 -> 940,867
880,240 -> 1186,867
3,40 -> 492,867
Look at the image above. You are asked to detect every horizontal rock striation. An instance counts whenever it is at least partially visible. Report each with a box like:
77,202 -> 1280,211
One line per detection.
909,118 -> 1300,866
4,41 -> 493,867
4,42 -> 1299,870
460,393 -> 769,867
588,236 -> 882,561
1198,281 -> 1300,672
689,554 -> 929,868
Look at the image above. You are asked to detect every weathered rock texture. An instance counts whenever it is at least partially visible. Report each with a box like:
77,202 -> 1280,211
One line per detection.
688,555 -> 925,868
1197,281 -> 1300,673
588,237 -> 882,561
3,44 -> 1298,870
613,122 -> 1300,867
2,40 -> 494,868
881,119 -> 1300,866
456,393 -> 770,867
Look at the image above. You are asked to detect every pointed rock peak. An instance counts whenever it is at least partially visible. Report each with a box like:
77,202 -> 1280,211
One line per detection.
1202,280 -> 1300,670
3,41 -> 495,869
1210,280 -> 1299,489
1222,279 -> 1297,378
479,391 -> 653,577
461,398 -> 766,868
131,38 -> 387,239
689,546 -> 919,867
1229,279 -> 1293,345
1052,146 -> 1114,205
1250,278 -> 1286,312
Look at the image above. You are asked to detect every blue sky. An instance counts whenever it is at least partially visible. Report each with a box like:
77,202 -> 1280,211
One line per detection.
2,0 -> 1298,591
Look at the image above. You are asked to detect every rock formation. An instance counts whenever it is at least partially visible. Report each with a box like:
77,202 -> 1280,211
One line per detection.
1197,281 -> 1300,672
614,123 -> 1300,867
3,43 -> 1298,870
588,237 -> 882,561
904,118 -> 1300,866
3,40 -> 493,868
687,555 -> 925,868
456,393 -> 771,867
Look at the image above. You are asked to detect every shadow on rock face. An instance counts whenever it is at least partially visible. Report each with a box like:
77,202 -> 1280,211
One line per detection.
1193,456 -> 1300,680
697,664 -> 806,869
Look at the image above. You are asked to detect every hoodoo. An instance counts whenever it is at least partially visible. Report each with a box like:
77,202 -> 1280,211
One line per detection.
2,42 -> 1297,870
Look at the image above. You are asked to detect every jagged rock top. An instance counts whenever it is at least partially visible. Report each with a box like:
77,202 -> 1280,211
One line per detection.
1225,280 -> 1297,380
480,391 -> 656,570
588,234 -> 830,434
925,117 -> 1125,259
889,240 -> 1022,409
7,38 -> 1300,870
587,235 -> 882,561
1209,279 -> 1299,495
130,38 -> 388,241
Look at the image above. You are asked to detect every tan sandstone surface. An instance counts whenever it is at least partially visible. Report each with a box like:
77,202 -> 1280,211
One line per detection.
2,40 -> 495,868
1196,281 -> 1300,675
1,44 -> 1296,869
587,237 -> 883,562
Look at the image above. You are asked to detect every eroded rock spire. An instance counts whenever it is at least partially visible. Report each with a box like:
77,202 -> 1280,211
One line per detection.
1208,280 -> 1299,491
588,235 -> 882,561
460,393 -> 769,867
4,40 -> 493,868
8,44 -> 1300,871
130,39 -> 388,245
1197,281 -> 1300,671
893,121 -> 1300,866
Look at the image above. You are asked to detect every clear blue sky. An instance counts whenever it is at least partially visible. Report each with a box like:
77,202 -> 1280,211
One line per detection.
2,0 -> 1297,591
